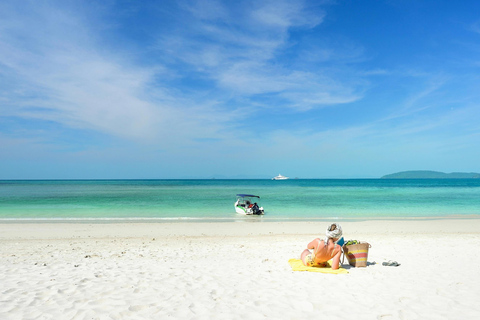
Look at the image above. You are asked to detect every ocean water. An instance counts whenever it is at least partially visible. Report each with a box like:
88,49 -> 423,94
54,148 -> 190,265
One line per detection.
1,179 -> 479,222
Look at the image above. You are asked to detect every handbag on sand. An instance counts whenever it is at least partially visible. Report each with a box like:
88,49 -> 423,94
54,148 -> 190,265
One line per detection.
342,242 -> 371,267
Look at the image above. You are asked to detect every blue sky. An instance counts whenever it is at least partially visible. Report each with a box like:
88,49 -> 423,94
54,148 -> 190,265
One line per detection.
1,0 -> 479,179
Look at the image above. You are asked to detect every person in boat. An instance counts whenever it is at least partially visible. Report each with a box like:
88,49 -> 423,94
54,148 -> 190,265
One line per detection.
300,223 -> 343,270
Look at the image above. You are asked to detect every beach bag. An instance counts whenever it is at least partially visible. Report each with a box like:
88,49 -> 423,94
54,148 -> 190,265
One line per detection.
342,242 -> 371,267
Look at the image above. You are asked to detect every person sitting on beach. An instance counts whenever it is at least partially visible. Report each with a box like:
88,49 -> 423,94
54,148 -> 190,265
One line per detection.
300,223 -> 343,270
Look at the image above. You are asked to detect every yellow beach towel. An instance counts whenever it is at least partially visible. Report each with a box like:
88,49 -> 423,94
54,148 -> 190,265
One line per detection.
288,259 -> 348,274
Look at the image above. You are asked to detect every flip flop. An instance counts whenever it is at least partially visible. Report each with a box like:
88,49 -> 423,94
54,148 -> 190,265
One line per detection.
382,260 -> 400,266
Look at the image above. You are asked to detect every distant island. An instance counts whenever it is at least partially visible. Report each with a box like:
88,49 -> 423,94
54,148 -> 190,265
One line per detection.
381,170 -> 480,179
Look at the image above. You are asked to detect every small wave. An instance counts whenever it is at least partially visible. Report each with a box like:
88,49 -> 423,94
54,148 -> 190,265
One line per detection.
0,216 -> 371,223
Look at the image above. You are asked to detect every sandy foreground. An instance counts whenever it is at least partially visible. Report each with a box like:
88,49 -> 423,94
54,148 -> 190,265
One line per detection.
1,219 -> 479,320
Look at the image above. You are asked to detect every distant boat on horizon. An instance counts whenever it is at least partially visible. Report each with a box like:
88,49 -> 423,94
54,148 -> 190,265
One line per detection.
272,174 -> 289,180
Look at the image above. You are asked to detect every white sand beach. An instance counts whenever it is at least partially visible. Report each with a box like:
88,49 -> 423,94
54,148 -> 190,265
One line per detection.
1,219 -> 479,319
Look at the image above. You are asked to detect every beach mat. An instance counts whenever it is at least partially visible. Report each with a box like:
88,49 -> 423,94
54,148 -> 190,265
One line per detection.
288,259 -> 348,274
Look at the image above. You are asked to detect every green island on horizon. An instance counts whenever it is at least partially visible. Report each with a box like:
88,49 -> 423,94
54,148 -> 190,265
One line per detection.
381,170 -> 480,179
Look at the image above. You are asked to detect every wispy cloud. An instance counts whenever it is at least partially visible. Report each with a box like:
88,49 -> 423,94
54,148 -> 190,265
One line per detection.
378,74 -> 448,122
1,0 -> 480,178
1,0 -> 364,148
154,0 -> 362,110
470,20 -> 480,35
0,2 -> 166,140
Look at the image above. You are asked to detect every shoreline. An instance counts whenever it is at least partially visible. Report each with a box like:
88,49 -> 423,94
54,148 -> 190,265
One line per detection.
0,214 -> 479,224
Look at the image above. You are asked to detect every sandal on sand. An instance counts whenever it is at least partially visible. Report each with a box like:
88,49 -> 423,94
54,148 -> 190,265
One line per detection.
382,260 -> 400,266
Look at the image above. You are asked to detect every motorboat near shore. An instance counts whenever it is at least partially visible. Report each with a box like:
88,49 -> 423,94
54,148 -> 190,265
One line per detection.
235,194 -> 265,215
272,174 -> 288,180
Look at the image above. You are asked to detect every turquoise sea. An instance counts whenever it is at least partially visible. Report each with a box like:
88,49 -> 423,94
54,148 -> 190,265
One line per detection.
1,179 -> 479,222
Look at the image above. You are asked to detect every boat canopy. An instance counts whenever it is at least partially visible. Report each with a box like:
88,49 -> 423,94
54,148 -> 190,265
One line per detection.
236,194 -> 260,198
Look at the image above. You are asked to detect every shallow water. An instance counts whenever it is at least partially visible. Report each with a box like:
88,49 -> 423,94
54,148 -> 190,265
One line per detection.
1,179 -> 479,221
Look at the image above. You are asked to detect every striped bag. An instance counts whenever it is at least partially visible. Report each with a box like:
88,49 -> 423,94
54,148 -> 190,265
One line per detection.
342,242 -> 371,267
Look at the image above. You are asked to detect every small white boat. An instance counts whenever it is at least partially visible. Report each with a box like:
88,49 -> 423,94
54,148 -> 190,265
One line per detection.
235,194 -> 264,215
272,174 -> 288,180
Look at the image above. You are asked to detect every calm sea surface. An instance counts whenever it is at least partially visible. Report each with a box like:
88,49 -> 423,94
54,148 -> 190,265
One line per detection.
1,179 -> 479,222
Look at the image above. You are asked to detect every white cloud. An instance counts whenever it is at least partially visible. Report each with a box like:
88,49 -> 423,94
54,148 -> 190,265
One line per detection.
154,0 -> 361,109
0,2 -> 160,138
0,1 -> 233,144
0,0 -> 365,151
251,0 -> 324,29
